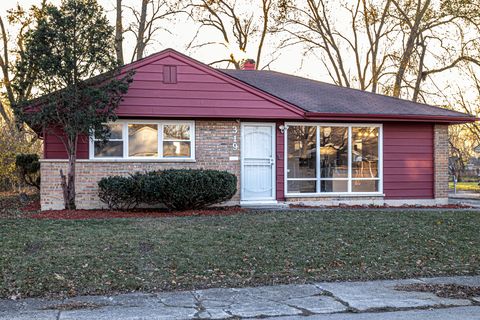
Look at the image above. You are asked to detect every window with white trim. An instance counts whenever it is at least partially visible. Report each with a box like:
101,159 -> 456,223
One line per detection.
286,123 -> 381,195
91,120 -> 195,160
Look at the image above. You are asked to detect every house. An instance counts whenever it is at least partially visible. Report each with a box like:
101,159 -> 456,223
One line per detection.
40,49 -> 476,210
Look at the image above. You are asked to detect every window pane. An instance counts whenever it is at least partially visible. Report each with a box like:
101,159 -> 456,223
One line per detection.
320,127 -> 348,178
128,124 -> 158,157
163,141 -> 191,157
95,123 -> 123,140
352,127 -> 379,178
94,141 -> 123,157
287,180 -> 316,193
287,126 -> 317,178
321,180 -> 348,192
352,180 -> 379,192
164,124 -> 190,140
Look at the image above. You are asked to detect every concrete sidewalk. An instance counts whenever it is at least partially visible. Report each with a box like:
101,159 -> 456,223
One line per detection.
1,276 -> 480,319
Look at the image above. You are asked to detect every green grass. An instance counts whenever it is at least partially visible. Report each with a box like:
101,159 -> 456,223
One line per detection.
1,209 -> 479,298
449,181 -> 480,192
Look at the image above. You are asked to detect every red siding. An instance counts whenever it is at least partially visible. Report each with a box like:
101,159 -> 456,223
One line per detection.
115,51 -> 305,119
44,129 -> 88,160
276,121 -> 285,201
383,123 -> 434,199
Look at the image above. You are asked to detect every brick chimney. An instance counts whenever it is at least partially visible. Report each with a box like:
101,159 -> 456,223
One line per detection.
242,59 -> 256,70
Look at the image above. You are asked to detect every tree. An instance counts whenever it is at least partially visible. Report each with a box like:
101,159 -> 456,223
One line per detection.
115,0 -> 124,64
0,2 -> 48,129
123,0 -> 182,62
186,0 -> 283,69
14,0 -> 133,209
281,0 -> 396,92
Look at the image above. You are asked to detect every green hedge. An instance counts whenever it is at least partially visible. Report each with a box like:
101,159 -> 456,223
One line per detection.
97,175 -> 142,210
97,169 -> 237,210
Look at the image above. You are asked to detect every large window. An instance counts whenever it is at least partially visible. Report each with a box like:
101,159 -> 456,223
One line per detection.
90,120 -> 195,160
286,123 -> 381,195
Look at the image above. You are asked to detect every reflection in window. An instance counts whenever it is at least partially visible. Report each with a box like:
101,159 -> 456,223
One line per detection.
285,124 -> 381,194
287,180 -> 316,193
287,126 -> 317,179
321,180 -> 348,192
352,180 -> 378,192
94,124 -> 124,158
128,124 -> 158,157
352,127 -> 379,178
320,127 -> 348,178
163,124 -> 191,157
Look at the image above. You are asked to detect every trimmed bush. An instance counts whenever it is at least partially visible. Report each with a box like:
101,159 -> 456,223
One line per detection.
151,169 -> 237,210
15,154 -> 41,189
97,175 -> 142,210
97,169 -> 237,211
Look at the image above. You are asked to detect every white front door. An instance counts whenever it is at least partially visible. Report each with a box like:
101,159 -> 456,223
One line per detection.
241,123 -> 276,202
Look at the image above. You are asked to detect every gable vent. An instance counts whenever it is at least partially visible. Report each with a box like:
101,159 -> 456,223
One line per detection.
163,65 -> 177,84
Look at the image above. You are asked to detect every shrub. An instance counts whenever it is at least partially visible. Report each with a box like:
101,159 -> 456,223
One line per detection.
151,169 -> 237,210
97,175 -> 142,210
15,154 -> 41,190
97,169 -> 237,211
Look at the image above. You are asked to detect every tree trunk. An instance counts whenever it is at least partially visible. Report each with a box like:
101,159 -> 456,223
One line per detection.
115,0 -> 124,65
392,0 -> 430,97
136,0 -> 148,61
60,143 -> 77,210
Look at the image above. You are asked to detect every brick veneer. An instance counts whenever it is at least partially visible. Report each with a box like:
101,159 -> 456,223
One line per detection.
434,123 -> 449,200
40,121 -> 241,210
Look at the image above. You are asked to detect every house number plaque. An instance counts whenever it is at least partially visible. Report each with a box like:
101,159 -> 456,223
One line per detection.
232,126 -> 238,150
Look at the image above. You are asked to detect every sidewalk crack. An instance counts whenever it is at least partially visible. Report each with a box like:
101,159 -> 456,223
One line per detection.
313,284 -> 358,313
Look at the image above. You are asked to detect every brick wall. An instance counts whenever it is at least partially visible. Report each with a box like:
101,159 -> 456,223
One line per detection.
40,121 -> 241,210
434,124 -> 449,200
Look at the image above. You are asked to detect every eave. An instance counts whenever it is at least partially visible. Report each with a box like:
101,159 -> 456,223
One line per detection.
304,112 -> 477,124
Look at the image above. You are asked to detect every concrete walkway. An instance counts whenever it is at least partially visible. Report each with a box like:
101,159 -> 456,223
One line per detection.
1,276 -> 480,319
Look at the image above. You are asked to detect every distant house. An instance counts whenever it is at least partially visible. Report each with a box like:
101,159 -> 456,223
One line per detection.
40,49 -> 476,210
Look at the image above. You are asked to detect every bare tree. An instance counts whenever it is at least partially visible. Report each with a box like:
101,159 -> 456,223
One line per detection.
281,0 -> 396,92
186,0 -> 283,70
115,0 -> 124,64
123,0 -> 182,62
388,0 -> 480,100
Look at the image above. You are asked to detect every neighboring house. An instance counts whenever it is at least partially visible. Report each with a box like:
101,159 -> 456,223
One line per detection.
40,49 -> 476,210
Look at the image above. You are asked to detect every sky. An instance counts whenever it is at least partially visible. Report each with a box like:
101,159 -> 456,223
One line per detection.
0,0 -> 315,78
0,0 -> 477,110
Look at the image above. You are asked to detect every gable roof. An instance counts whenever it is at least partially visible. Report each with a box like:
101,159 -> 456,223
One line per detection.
221,69 -> 475,123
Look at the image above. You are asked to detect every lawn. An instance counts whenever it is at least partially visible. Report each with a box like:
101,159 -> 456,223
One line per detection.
449,181 -> 480,193
1,207 -> 479,299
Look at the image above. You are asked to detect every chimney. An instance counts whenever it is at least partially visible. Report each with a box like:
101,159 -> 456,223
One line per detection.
242,59 -> 256,70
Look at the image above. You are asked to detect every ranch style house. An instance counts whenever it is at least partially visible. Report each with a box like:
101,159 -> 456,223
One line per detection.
39,49 -> 476,210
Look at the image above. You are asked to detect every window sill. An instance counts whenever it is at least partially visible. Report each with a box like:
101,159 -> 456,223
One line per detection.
41,159 -> 197,163
285,193 -> 385,198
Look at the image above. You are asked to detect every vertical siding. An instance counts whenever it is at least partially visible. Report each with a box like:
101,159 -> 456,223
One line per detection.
383,123 -> 434,199
276,121 -> 285,201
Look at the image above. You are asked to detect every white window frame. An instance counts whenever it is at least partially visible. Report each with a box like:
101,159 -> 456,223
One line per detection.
284,122 -> 383,197
89,119 -> 195,161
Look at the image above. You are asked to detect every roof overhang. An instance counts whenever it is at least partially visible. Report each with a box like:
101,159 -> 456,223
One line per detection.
304,112 -> 477,124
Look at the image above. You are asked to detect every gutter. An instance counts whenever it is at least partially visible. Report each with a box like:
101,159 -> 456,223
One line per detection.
304,112 -> 477,124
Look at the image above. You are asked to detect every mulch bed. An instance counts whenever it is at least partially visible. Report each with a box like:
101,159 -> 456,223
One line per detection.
290,204 -> 472,209
395,283 -> 480,299
28,206 -> 246,220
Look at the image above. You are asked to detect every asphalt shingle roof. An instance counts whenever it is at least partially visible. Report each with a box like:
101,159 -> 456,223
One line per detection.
221,69 -> 471,119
